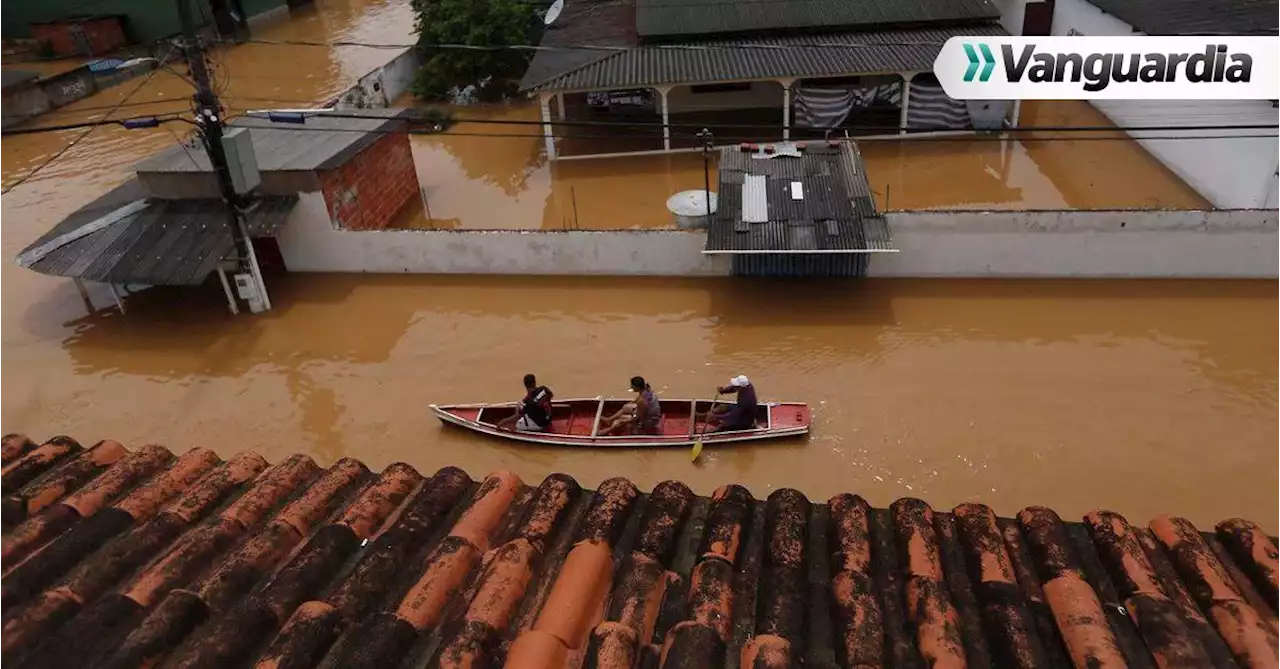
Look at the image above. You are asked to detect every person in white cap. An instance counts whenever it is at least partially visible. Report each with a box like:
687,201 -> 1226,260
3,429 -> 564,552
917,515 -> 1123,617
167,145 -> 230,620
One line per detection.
699,375 -> 760,433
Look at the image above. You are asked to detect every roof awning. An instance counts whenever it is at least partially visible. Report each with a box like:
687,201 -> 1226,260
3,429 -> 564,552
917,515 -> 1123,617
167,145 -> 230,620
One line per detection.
16,179 -> 297,286
704,142 -> 897,255
526,24 -> 1007,93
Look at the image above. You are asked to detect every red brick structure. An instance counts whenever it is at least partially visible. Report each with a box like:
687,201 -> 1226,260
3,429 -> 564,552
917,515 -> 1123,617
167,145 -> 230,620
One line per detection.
317,130 -> 418,231
30,16 -> 127,57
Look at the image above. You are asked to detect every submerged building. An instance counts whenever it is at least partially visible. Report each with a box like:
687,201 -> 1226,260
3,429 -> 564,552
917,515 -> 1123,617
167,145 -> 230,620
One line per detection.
520,0 -> 1016,159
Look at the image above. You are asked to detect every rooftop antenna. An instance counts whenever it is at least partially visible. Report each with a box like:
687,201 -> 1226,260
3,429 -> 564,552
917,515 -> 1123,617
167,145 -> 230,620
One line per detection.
544,0 -> 564,25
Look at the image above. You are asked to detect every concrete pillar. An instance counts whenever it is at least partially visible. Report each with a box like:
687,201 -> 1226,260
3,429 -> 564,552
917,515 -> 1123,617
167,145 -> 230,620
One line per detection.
658,87 -> 671,151
777,78 -> 795,141
540,93 -> 556,160
73,278 -> 95,314
556,92 -> 565,119
1008,98 -> 1022,129
899,73 -> 913,134
216,265 -> 239,315
108,283 -> 126,314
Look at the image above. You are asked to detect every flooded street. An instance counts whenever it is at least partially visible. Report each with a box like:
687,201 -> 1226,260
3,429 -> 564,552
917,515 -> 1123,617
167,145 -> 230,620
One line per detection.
397,98 -> 1208,230
2,274 -> 1275,531
2,0 -> 1273,531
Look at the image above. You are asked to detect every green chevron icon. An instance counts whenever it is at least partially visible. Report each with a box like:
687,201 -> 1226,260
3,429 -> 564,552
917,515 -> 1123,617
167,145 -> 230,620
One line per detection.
963,43 -> 996,82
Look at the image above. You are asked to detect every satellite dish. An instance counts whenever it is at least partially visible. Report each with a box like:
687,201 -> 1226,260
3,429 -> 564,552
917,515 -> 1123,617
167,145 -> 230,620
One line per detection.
544,0 -> 564,25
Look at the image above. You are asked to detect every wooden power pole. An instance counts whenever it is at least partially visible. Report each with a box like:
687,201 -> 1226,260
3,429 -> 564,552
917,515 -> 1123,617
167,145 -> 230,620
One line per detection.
175,0 -> 270,313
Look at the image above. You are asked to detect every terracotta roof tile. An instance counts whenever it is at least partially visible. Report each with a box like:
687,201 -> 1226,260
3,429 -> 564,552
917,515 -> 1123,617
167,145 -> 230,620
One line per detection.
1,440 -> 1275,669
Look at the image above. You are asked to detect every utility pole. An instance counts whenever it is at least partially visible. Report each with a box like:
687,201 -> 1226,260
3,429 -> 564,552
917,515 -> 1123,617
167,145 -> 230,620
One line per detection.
175,0 -> 270,313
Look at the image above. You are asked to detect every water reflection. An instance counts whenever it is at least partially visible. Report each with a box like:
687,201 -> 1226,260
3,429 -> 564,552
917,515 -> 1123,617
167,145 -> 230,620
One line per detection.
11,275 -> 1274,531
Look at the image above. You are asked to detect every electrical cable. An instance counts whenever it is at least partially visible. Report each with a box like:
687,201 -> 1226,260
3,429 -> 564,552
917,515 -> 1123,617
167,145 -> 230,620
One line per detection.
2,48 -> 184,194
239,37 -> 959,52
230,108 -> 1280,135
198,117 -> 1280,143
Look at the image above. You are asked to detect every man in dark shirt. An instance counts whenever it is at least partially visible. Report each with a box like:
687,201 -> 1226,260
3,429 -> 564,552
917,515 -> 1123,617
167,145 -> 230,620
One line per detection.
701,375 -> 760,433
498,374 -> 554,432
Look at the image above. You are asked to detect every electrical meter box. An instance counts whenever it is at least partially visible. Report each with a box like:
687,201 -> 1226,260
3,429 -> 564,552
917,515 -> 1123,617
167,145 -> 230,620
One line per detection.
233,273 -> 266,313
222,127 -> 261,195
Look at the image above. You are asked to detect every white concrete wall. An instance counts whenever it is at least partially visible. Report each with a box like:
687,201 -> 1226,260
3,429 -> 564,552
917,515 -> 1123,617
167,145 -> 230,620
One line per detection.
1090,100 -> 1279,210
1051,0 -> 1136,36
380,48 -> 419,104
871,210 -> 1278,278
665,82 -> 783,114
335,48 -> 419,110
277,192 -> 729,275
990,0 -> 1029,35
277,193 -> 1277,278
1050,0 -> 1280,209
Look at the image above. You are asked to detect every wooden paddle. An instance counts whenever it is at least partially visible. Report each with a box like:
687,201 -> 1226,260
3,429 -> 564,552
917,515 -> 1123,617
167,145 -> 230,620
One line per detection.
691,393 -> 720,462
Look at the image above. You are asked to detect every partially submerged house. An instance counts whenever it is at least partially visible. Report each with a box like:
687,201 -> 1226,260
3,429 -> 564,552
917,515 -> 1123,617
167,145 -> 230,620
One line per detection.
16,109 -> 421,313
520,0 -> 1014,159
998,0 -> 1279,209
705,141 -> 896,277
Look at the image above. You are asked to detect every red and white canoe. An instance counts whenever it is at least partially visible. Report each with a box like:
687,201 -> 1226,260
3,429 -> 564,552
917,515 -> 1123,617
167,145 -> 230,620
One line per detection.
429,397 -> 811,447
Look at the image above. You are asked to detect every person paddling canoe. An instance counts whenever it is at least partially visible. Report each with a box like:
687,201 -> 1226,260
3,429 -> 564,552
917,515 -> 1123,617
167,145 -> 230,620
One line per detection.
699,375 -> 760,433
498,374 -> 554,432
601,376 -> 662,435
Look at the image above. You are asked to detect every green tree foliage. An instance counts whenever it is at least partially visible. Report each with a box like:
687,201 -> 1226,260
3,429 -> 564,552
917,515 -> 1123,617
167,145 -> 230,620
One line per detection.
411,0 -> 535,101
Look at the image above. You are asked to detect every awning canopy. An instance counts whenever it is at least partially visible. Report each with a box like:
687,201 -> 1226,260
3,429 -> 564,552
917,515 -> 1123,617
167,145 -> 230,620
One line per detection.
705,142 -> 895,255
523,24 -> 1007,93
17,178 -> 297,286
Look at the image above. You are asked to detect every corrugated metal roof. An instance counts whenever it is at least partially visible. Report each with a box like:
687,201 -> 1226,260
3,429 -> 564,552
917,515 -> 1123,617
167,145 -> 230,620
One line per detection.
134,109 -> 410,175
17,179 -> 297,286
1085,0 -> 1278,35
706,142 -> 895,255
532,24 -> 1007,92
636,0 -> 1000,40
519,0 -> 639,91
2,436 -> 1276,669
1,69 -> 40,91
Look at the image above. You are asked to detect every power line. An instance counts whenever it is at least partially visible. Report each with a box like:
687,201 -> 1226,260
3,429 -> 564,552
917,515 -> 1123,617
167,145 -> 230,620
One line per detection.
2,49 -> 182,194
27,98 -> 196,118
10,102 -> 1275,139
241,109 -> 1280,135
206,117 -> 1280,143
0,113 -> 191,137
239,37 -> 954,52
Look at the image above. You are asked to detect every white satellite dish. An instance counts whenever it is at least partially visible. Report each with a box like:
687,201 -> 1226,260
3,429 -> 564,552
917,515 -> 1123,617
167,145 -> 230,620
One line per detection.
544,0 -> 564,25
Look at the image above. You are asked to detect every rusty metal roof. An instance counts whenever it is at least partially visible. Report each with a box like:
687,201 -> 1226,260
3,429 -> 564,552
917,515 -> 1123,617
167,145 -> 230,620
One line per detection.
15,178 -> 297,286
706,142 -> 894,255
527,24 -> 1007,92
636,0 -> 1000,40
2,435 -> 1276,669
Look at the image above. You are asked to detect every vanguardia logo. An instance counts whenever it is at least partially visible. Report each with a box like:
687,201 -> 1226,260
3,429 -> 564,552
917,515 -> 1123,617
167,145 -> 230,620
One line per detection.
963,44 -> 996,82
935,36 -> 1278,101
962,42 -> 1253,92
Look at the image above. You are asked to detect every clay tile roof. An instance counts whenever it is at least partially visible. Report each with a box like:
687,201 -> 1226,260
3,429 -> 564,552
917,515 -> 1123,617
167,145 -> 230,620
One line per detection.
1,440 -> 1275,669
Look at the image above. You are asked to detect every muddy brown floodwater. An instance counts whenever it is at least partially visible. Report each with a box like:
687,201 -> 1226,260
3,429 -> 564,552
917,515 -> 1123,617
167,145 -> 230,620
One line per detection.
2,274 -> 1275,532
0,0 -> 1273,532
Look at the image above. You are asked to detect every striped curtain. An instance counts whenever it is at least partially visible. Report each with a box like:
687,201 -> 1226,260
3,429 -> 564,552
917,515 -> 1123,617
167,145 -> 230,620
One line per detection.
905,80 -> 971,131
794,86 -> 858,129
794,83 -> 903,129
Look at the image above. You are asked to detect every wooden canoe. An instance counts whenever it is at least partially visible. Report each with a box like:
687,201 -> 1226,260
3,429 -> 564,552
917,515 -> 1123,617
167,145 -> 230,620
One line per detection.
430,397 -> 811,448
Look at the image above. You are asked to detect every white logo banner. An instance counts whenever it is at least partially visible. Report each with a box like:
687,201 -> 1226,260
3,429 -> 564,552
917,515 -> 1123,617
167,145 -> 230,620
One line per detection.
933,36 -> 1280,100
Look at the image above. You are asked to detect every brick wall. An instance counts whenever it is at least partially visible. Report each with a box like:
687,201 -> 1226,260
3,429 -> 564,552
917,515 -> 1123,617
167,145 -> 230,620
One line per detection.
317,130 -> 418,231
31,17 -> 127,57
